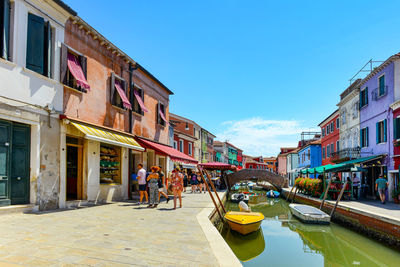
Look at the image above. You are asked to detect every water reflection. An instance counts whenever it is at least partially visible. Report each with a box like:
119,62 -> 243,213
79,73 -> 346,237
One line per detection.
222,197 -> 400,266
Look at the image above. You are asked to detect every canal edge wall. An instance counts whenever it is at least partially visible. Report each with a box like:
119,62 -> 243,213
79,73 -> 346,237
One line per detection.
281,188 -> 400,250
196,192 -> 242,267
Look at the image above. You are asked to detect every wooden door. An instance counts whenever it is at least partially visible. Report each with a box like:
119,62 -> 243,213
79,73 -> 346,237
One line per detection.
0,120 -> 11,206
10,123 -> 30,204
66,137 -> 83,200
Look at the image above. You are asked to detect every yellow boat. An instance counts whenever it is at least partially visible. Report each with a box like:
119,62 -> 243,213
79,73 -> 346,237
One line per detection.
224,211 -> 265,235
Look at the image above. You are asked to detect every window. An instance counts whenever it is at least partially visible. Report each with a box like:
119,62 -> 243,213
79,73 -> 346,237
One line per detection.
360,127 -> 369,148
342,112 -> 346,125
185,122 -> 189,130
173,140 -> 177,149
179,140 -> 183,153
336,140 -> 340,152
0,0 -> 10,60
322,127 -> 325,137
26,13 -> 53,77
60,44 -> 88,93
322,147 -> 325,159
331,122 -> 334,132
331,143 -> 334,154
394,117 -> 400,140
249,165 -> 253,169
336,118 -> 340,129
360,87 -> 368,108
327,145 -> 330,158
378,75 -> 386,97
376,120 -> 387,144
132,86 -> 145,115
188,143 -> 192,156
307,150 -> 310,161
110,73 -> 130,109
157,102 -> 166,126
326,125 -> 329,135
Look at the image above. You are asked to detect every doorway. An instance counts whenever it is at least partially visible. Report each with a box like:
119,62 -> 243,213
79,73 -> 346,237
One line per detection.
66,137 -> 83,200
0,119 -> 30,206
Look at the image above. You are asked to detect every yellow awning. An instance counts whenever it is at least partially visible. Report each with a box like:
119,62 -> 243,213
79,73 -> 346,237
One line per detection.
70,122 -> 144,151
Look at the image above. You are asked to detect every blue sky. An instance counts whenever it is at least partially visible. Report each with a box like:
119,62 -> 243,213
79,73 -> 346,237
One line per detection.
64,0 -> 400,156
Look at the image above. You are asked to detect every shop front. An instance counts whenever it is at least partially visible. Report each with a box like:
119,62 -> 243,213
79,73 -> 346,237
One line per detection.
60,119 -> 144,207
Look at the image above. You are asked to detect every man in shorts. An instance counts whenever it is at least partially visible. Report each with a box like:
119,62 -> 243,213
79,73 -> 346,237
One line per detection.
158,166 -> 170,203
375,175 -> 388,204
137,163 -> 148,205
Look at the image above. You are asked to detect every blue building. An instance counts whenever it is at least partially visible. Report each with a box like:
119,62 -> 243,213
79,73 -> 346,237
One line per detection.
298,140 -> 322,178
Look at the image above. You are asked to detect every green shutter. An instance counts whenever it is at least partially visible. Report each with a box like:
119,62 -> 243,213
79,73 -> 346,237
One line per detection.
0,0 -> 10,60
26,13 -> 45,74
43,21 -> 52,77
366,127 -> 369,147
365,87 -> 368,105
394,118 -> 398,140
360,129 -> 363,147
376,122 -> 379,144
384,119 -> 387,142
379,76 -> 385,96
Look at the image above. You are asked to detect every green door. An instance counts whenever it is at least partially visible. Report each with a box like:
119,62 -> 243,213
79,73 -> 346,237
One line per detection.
10,123 -> 30,204
0,120 -> 11,206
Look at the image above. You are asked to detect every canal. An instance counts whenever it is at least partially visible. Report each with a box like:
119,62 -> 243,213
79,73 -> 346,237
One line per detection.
219,196 -> 400,266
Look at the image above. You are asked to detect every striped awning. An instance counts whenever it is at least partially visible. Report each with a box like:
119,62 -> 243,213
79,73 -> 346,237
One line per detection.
70,122 -> 144,151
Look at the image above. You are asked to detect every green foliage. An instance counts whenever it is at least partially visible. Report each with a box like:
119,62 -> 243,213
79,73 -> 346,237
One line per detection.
295,177 -> 323,197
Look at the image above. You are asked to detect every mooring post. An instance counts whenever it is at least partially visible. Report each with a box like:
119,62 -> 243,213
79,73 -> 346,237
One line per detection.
204,169 -> 226,213
291,187 -> 298,203
197,166 -> 224,221
330,181 -> 348,217
286,186 -> 295,201
320,178 -> 332,210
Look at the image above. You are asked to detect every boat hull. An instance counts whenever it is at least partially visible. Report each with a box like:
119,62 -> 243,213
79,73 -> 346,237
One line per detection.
227,220 -> 262,235
224,211 -> 264,235
289,204 -> 330,224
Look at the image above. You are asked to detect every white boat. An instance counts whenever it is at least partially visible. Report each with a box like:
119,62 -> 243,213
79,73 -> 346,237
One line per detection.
231,193 -> 249,203
289,204 -> 330,224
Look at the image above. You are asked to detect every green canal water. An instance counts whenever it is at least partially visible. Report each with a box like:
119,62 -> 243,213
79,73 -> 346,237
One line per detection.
220,196 -> 400,266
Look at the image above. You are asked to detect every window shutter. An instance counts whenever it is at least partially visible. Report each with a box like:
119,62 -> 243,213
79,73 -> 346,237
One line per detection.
360,129 -> 363,147
157,101 -> 160,124
60,43 -> 68,84
394,118 -> 398,140
359,91 -> 362,109
43,21 -> 52,77
80,55 -> 87,79
0,0 -> 10,60
376,122 -> 379,144
140,89 -> 144,115
384,119 -> 387,142
26,13 -> 45,74
365,87 -> 368,105
110,73 -> 115,105
366,127 -> 369,147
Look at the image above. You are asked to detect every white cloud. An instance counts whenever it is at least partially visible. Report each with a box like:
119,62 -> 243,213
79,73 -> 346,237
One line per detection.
215,117 -> 318,156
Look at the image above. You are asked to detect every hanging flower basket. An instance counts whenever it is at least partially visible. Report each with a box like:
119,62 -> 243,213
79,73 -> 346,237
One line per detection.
394,140 -> 400,147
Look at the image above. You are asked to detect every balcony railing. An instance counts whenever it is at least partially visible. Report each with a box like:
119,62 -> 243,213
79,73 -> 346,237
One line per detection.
330,147 -> 360,163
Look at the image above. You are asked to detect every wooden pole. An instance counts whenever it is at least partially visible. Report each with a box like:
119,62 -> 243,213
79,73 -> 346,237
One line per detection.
330,181 -> 348,217
286,185 -> 295,201
197,166 -> 223,221
320,177 -> 332,210
291,187 -> 299,203
203,169 -> 226,213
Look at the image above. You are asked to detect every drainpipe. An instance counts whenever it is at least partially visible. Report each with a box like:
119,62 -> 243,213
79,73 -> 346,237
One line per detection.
128,62 -> 138,200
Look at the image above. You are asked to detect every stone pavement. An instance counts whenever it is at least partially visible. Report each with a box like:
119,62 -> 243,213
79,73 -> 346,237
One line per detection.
0,192 -> 223,267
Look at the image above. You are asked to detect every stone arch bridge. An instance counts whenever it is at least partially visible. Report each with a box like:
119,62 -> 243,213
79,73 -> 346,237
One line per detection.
226,169 -> 288,191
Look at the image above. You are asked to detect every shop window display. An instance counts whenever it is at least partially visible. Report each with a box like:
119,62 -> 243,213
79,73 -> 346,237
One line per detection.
100,144 -> 121,184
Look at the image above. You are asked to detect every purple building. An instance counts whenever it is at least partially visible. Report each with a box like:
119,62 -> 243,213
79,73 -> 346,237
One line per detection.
359,53 -> 400,199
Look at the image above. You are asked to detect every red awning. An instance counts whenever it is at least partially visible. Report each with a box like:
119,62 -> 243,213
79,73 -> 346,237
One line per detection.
158,106 -> 169,125
67,53 -> 90,90
134,89 -> 148,112
199,162 -> 237,171
115,80 -> 132,110
137,138 -> 197,164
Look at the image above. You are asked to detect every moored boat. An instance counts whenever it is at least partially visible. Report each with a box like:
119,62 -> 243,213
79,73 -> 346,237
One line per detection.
225,211 -> 265,235
231,193 -> 249,203
289,203 -> 330,224
266,190 -> 280,198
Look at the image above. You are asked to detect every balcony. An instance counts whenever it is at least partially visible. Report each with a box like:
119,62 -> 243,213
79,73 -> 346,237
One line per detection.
330,147 -> 360,163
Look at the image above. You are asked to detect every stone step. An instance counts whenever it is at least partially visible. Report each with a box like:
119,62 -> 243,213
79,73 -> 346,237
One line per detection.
0,204 -> 38,215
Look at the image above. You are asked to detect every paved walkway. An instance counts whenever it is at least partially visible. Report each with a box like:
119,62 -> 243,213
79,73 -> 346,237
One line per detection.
0,192 -> 224,267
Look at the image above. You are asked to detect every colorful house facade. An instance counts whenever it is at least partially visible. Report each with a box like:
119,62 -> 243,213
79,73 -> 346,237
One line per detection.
169,113 -> 198,162
263,157 -> 278,172
201,129 -> 215,163
319,110 -> 340,165
298,140 -> 322,178
277,147 -> 296,176
359,54 -> 400,199
244,156 -> 269,170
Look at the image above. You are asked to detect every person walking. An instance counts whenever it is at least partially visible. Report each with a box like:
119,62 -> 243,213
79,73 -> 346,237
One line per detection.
171,167 -> 184,209
137,163 -> 148,205
352,173 -> 360,200
158,165 -> 170,203
190,171 -> 198,193
147,166 -> 160,208
375,175 -> 388,204
197,171 -> 206,193
183,170 -> 188,192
